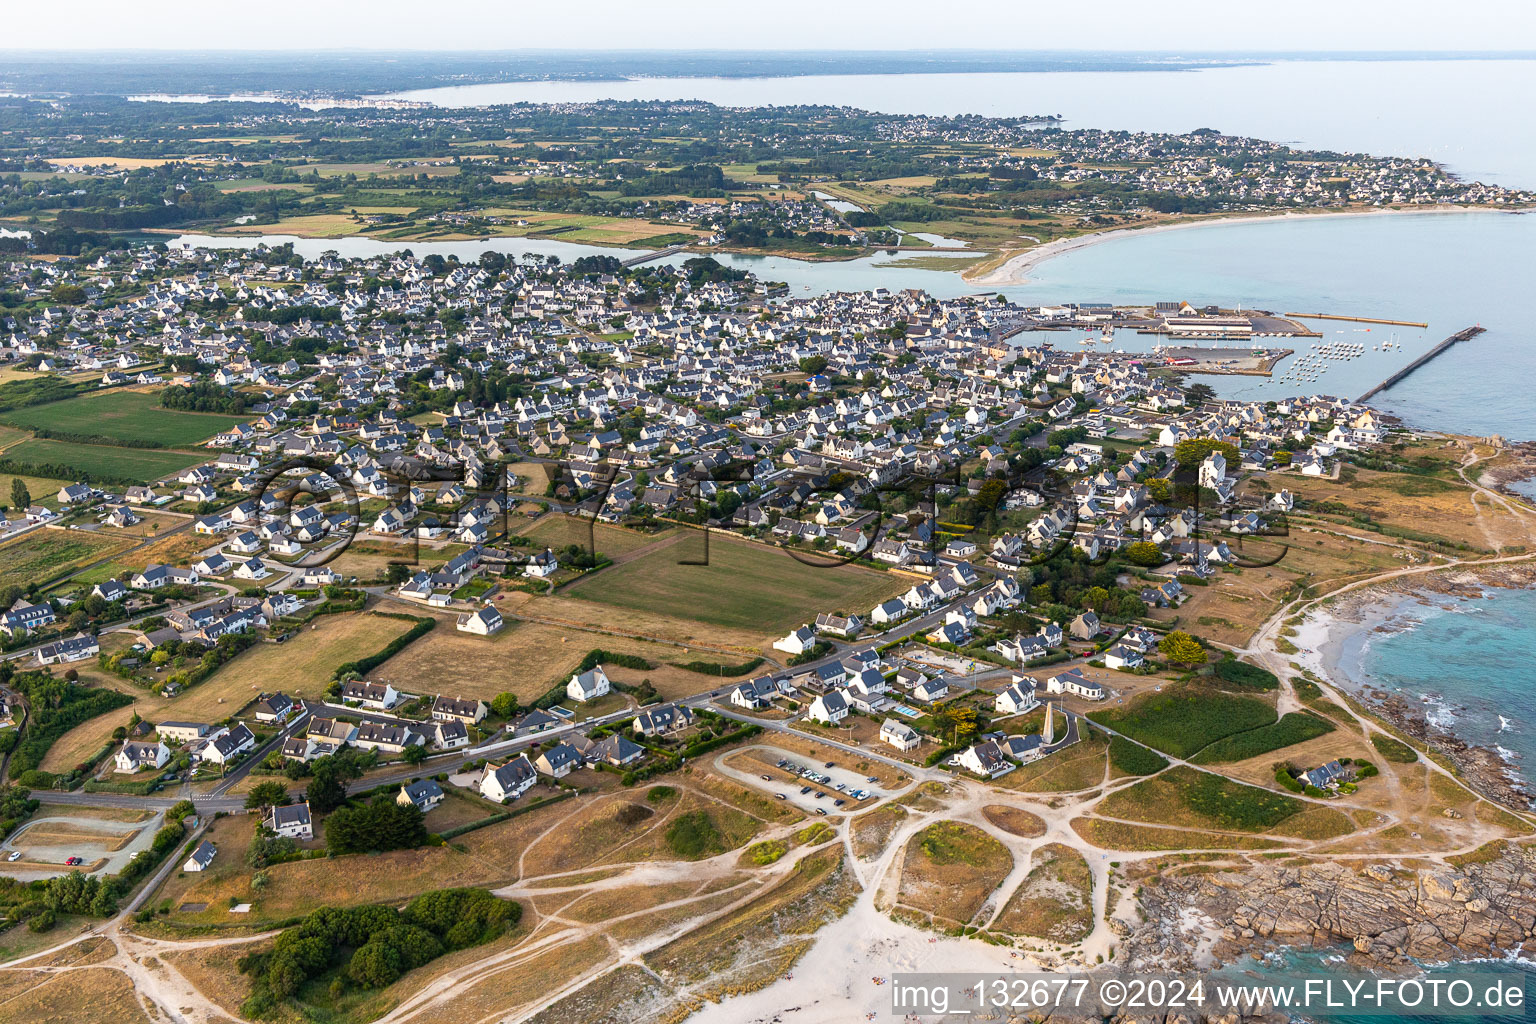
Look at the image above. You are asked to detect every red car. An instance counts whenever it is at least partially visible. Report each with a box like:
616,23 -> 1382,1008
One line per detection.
65,856 -> 82,866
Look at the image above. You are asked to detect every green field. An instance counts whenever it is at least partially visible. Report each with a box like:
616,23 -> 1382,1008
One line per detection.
1097,766 -> 1304,832
1,438 -> 206,484
0,391 -> 244,447
563,535 -> 907,634
1190,712 -> 1335,764
0,530 -> 133,590
1088,685 -> 1277,760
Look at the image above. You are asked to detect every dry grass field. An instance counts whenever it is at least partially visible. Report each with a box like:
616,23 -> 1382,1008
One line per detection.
991,842 -> 1093,943
981,804 -> 1047,838
0,968 -> 152,1024
851,803 -> 909,860
518,515 -> 668,558
370,616 -> 715,703
896,820 -> 1013,928
1070,818 -> 1286,852
0,529 -> 135,591
195,610 -> 415,703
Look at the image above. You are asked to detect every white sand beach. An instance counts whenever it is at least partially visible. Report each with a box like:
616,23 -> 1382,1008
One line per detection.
964,206 -> 1486,288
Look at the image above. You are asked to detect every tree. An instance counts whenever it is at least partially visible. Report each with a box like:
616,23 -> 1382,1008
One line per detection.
10,479 -> 31,511
385,562 -> 410,585
1158,630 -> 1207,667
1124,541 -> 1165,567
489,692 -> 519,718
306,770 -> 347,814
1182,382 -> 1216,407
325,800 -> 427,855
245,780 -> 288,811
401,743 -> 428,766
1174,438 -> 1240,470
931,705 -> 979,746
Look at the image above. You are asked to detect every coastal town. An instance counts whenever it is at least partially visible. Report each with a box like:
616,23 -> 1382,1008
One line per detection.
0,62 -> 1534,1024
0,229 -> 1532,1023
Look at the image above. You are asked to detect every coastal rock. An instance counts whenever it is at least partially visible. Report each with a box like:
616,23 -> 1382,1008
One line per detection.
1122,847 -> 1536,971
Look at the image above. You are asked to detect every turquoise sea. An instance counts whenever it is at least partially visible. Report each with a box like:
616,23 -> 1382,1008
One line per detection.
1328,588 -> 1536,796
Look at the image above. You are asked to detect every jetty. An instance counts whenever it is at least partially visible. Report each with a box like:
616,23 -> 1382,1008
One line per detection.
1358,325 -> 1486,402
1285,312 -> 1430,328
621,244 -> 690,268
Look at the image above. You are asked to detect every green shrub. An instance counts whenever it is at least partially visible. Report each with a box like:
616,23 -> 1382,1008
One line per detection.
1108,736 -> 1169,776
1370,734 -> 1418,763
664,811 -> 723,859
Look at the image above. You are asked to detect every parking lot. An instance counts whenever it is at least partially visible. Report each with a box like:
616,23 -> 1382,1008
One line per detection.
0,812 -> 165,881
718,745 -> 894,816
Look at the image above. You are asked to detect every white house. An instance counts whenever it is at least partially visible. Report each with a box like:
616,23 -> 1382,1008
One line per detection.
772,625 -> 817,656
523,548 -> 559,578
879,717 -> 920,752
1045,669 -> 1106,701
184,840 -> 217,872
200,724 -> 257,764
957,739 -> 1015,778
567,666 -> 611,703
267,802 -> 313,841
115,740 -> 170,774
456,604 -> 504,635
807,690 -> 850,726
995,678 -> 1039,716
1103,644 -> 1144,670
480,754 -> 537,803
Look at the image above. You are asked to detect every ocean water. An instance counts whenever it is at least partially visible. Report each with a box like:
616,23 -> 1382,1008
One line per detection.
1330,588 -> 1536,791
376,59 -> 1536,188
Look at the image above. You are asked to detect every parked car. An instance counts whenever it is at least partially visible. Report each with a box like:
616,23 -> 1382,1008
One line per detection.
799,786 -> 811,794
775,793 -> 786,800
760,774 -> 771,781
824,761 -> 835,768
65,856 -> 82,866
5,851 -> 19,862
816,807 -> 828,815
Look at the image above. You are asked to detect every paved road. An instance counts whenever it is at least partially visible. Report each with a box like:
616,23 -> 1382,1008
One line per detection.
34,704 -> 639,816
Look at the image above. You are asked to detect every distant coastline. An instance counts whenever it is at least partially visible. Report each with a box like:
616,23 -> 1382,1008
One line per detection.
964,205 -> 1514,287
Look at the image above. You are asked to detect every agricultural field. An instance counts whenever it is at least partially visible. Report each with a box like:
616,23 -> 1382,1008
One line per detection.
1190,711 -> 1335,764
519,515 -> 669,559
2,438 -> 206,484
0,390 -> 243,447
370,616 -> 707,703
195,610 -> 418,704
0,471 -> 79,509
560,534 -> 907,638
0,528 -> 133,590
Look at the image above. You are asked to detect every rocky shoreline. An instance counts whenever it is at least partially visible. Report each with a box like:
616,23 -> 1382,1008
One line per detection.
1303,563 -> 1536,810
1125,846 -> 1536,974
1359,688 -> 1531,810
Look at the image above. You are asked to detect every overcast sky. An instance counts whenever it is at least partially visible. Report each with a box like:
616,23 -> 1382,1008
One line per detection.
5,0 -> 1534,52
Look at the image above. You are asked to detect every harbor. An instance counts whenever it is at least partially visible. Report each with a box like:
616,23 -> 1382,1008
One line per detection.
1358,324 -> 1487,401
1154,345 -> 1294,376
